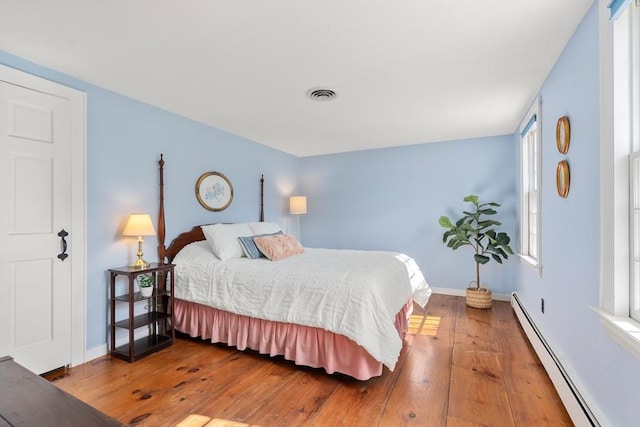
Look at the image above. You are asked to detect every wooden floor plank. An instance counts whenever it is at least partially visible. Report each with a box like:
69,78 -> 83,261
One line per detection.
307,365 -> 401,426
245,370 -> 339,427
488,298 -> 520,331
47,295 -> 573,427
495,327 -> 573,426
453,298 -> 501,354
376,294 -> 457,426
377,340 -> 452,426
189,355 -> 301,423
449,348 -> 515,427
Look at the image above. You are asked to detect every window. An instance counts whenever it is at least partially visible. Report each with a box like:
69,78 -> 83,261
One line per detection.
596,0 -> 640,358
519,98 -> 542,271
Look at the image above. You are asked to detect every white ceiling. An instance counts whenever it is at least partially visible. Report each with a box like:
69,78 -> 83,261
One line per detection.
0,0 -> 593,157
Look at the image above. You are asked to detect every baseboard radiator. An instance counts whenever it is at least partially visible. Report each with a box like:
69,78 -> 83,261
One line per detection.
511,293 -> 599,427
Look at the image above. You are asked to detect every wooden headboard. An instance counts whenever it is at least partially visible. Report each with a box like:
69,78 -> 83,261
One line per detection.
164,225 -> 205,263
157,154 -> 265,263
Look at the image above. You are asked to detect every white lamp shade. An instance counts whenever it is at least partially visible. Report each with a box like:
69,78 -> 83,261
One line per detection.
122,213 -> 156,236
289,196 -> 307,215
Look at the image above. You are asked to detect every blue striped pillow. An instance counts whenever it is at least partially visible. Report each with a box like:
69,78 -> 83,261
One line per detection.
238,231 -> 283,259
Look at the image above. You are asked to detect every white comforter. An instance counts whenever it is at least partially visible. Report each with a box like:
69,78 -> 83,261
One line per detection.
173,241 -> 432,370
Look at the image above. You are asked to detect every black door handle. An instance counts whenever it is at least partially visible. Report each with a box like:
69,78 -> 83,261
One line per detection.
57,229 -> 68,261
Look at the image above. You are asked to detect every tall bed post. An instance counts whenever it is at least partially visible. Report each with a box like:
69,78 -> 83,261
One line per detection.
158,154 -> 166,263
260,174 -> 264,222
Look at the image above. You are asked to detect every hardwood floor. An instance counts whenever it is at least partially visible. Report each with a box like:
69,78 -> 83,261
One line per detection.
51,294 -> 573,426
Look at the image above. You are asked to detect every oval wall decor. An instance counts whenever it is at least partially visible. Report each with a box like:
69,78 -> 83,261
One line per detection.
556,160 -> 570,198
195,172 -> 234,211
556,116 -> 570,154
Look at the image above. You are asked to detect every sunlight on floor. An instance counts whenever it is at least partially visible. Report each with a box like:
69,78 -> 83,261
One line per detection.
421,315 -> 441,336
408,315 -> 423,334
407,314 -> 441,336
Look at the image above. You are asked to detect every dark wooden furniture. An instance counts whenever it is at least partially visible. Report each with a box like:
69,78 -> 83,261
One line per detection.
0,356 -> 121,426
108,263 -> 175,362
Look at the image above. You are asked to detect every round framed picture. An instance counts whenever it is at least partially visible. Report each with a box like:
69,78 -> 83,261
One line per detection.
556,160 -> 570,198
556,116 -> 570,154
195,172 -> 233,211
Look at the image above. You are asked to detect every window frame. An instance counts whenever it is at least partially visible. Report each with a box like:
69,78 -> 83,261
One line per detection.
518,98 -> 543,274
628,0 -> 640,322
631,152 -> 640,321
594,0 -> 640,360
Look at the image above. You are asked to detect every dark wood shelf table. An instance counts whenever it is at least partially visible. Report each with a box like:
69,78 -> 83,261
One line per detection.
108,263 -> 175,362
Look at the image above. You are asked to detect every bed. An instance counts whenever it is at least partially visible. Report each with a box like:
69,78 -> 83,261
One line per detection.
156,156 -> 432,380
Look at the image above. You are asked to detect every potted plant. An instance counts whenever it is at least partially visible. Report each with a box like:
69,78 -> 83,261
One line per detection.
438,195 -> 513,309
137,274 -> 154,298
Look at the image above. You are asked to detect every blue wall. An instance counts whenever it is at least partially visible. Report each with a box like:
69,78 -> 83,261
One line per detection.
0,51 -> 300,351
299,136 -> 517,295
515,3 -> 638,426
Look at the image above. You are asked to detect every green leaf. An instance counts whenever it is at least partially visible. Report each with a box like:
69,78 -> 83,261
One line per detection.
478,208 -> 498,216
494,247 -> 507,257
442,230 -> 456,243
451,241 -> 470,250
463,195 -> 479,206
474,254 -> 490,264
456,234 -> 471,243
439,216 -> 454,228
492,254 -> 503,263
497,232 -> 510,245
478,220 -> 501,229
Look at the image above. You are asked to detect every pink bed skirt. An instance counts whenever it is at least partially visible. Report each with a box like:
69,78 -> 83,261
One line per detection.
173,298 -> 413,381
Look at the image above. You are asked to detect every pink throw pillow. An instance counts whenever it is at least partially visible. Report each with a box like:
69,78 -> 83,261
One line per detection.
253,233 -> 304,261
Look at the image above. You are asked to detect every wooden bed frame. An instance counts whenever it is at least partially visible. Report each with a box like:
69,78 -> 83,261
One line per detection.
154,154 -> 410,380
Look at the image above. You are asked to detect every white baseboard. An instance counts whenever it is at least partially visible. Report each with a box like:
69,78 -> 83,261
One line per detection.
84,344 -> 108,364
431,287 -> 511,301
511,292 -> 599,427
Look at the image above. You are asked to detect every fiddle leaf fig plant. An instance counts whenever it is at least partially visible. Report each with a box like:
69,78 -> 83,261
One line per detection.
439,195 -> 513,290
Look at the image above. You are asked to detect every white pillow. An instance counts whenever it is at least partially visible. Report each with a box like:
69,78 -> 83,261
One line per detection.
201,223 -> 253,260
248,222 -> 282,235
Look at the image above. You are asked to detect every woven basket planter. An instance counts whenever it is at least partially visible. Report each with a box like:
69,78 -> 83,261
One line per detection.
466,287 -> 492,309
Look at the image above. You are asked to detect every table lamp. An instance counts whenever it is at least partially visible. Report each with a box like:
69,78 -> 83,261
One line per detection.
122,213 -> 156,268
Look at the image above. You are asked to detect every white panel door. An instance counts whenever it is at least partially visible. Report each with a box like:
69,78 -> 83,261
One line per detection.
0,80 -> 73,374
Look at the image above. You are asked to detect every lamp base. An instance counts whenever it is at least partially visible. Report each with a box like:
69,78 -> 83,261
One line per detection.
131,238 -> 150,269
131,257 -> 150,269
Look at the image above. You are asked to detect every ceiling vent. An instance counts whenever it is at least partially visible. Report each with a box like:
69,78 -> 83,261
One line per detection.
306,87 -> 337,102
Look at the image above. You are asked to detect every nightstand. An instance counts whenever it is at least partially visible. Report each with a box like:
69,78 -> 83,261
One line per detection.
108,263 -> 175,362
